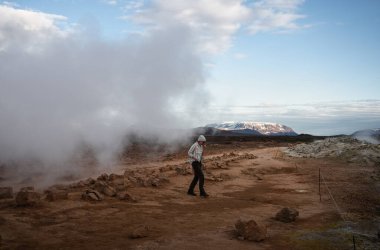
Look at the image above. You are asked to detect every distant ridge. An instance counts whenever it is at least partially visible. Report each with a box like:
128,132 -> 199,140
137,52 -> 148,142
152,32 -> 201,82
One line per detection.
197,121 -> 298,136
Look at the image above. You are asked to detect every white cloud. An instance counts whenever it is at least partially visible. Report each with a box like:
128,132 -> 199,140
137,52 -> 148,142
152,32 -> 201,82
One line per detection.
125,0 -> 251,54
248,0 -> 306,34
123,0 -> 144,11
2,1 -> 19,7
123,0 -> 307,54
0,5 -> 70,53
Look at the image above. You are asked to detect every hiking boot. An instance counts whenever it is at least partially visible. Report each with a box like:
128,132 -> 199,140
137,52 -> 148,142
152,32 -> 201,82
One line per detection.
187,192 -> 197,196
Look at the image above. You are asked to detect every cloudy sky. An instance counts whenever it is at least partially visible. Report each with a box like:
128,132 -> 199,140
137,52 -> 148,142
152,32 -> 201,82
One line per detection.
1,0 -> 380,136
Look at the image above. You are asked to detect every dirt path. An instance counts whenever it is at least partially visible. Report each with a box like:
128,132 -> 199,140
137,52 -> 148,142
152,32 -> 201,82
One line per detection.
0,145 -> 374,249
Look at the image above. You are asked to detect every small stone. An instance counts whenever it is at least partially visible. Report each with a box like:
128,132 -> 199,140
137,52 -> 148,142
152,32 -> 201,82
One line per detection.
103,185 -> 116,197
16,190 -> 41,206
94,181 -> 116,197
130,225 -> 150,239
87,192 -> 100,201
81,189 -> 104,201
116,191 -> 137,202
275,207 -> 299,223
175,166 -> 189,175
235,219 -> 266,242
0,187 -> 13,199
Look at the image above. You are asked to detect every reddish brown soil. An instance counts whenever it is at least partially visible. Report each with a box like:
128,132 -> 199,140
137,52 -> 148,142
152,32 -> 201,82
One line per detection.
1,141 -> 379,249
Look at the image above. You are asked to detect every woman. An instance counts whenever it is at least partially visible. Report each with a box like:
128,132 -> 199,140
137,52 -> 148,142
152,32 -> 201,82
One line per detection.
187,135 -> 209,198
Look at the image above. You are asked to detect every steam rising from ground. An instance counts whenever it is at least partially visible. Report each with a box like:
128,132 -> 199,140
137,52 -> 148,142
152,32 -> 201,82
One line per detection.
0,21 -> 205,185
352,129 -> 380,144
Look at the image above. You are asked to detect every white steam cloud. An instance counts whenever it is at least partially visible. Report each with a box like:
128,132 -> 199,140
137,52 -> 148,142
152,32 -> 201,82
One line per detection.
0,5 -> 206,184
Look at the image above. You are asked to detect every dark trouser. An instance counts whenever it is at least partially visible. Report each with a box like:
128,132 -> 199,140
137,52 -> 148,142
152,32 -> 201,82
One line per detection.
188,161 -> 206,195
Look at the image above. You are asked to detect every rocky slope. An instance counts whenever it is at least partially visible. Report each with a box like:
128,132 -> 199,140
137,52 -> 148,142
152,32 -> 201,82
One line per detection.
284,136 -> 380,166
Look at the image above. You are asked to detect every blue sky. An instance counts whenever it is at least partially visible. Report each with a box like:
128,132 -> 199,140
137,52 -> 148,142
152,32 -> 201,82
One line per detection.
1,0 -> 379,135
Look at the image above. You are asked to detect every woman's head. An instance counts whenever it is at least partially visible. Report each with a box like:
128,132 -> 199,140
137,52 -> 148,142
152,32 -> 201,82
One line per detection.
197,135 -> 206,145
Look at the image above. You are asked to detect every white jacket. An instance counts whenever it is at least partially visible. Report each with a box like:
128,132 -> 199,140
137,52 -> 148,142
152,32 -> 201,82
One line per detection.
188,142 -> 203,163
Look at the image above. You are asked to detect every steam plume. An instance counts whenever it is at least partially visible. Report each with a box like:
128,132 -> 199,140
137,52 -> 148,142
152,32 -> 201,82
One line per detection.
0,14 -> 206,184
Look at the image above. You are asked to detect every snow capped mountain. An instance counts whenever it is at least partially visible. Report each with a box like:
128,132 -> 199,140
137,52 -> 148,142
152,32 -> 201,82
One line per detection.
205,121 -> 297,136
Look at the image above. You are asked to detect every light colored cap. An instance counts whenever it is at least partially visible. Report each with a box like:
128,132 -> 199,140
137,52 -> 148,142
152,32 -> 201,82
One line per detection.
198,135 -> 206,142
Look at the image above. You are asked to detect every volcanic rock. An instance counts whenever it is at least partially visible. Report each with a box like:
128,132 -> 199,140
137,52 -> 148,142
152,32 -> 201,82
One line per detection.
82,189 -> 104,201
275,207 -> 299,223
16,190 -> 41,206
94,180 -> 116,197
175,166 -> 192,175
124,169 -> 169,188
159,165 -> 172,172
116,191 -> 137,202
235,219 -> 266,242
108,174 -> 125,191
149,175 -> 169,187
0,187 -> 13,199
284,137 -> 380,166
130,225 -> 150,239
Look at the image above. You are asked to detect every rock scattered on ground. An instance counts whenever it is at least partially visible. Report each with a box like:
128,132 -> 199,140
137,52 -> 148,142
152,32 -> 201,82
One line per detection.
235,219 -> 266,242
94,180 -> 116,197
116,191 -> 137,202
284,136 -> 380,166
275,207 -> 299,223
205,172 -> 233,182
15,188 -> 41,206
124,170 -> 169,187
175,166 -> 192,175
0,187 -> 13,199
81,189 -> 104,201
130,225 -> 150,239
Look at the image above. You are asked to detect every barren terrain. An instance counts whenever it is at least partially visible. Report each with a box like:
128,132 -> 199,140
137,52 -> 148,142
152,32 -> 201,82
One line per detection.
1,139 -> 379,249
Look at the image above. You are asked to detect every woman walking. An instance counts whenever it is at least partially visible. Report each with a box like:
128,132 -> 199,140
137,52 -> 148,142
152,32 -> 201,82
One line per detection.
187,135 -> 209,198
